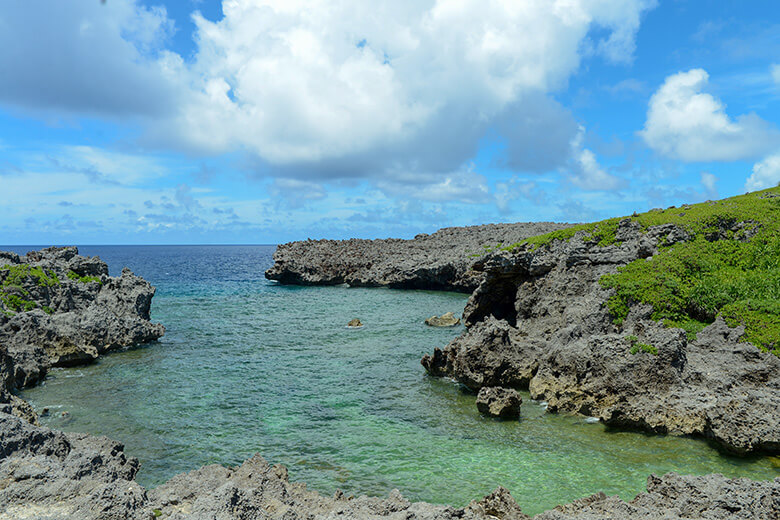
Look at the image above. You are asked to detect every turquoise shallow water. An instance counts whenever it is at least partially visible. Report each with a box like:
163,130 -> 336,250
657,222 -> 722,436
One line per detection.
13,245 -> 779,515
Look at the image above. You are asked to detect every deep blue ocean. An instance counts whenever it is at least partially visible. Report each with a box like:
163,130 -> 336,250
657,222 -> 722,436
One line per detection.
4,245 -> 777,515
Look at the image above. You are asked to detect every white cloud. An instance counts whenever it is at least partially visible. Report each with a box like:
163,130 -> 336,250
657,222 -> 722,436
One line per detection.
0,0 -> 658,203
745,154 -> 780,191
377,169 -> 491,204
567,128 -> 626,191
641,69 -> 780,161
700,172 -> 717,198
772,63 -> 780,85
270,178 -> 327,208
151,0 -> 654,179
0,1 -> 177,117
495,178 -> 545,214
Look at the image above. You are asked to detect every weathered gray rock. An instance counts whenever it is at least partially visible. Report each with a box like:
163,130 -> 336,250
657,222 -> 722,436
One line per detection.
476,387 -> 522,419
1,411 -> 777,520
0,412 -> 146,520
425,312 -> 461,327
422,220 -> 780,454
535,473 -> 780,520
266,222 -> 573,292
467,486 -> 530,519
0,247 -> 165,395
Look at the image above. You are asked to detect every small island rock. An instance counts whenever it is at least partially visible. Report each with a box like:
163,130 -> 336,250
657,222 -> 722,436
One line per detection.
347,318 -> 363,328
476,387 -> 522,419
425,312 -> 461,327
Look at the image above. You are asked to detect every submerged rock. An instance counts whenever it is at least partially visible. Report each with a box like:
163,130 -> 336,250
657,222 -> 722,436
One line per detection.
425,312 -> 461,327
476,387 -> 522,419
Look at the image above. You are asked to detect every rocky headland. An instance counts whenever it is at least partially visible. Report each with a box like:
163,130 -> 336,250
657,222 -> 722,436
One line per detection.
0,246 -> 164,426
423,188 -> 780,455
265,222 -> 572,292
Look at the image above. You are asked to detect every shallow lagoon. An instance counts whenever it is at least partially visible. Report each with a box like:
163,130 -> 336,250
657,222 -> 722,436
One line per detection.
17,245 -> 779,516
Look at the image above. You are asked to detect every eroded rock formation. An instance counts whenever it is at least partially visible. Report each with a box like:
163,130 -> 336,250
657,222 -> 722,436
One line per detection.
422,220 -> 780,454
1,411 -> 778,519
0,247 -> 165,395
265,223 -> 573,292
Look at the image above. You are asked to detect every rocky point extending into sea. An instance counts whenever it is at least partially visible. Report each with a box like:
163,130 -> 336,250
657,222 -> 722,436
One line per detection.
2,188 -> 780,520
265,222 -> 573,292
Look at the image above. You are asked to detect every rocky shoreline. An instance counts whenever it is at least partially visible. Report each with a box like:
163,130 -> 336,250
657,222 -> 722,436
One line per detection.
265,222 -> 572,292
420,217 -> 780,455
2,408 -> 778,519
1,246 -> 778,518
0,247 -> 164,425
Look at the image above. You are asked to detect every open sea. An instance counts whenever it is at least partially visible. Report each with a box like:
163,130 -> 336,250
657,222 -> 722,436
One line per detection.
8,245 -> 778,515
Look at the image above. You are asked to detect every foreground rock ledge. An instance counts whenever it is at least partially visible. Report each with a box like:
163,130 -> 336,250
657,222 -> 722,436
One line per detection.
422,219 -> 780,455
0,412 -> 777,520
265,222 -> 573,292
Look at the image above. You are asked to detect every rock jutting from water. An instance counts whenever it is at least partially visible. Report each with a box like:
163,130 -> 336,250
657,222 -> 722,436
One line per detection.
425,312 -> 461,327
422,190 -> 780,455
265,222 -> 573,292
0,246 -> 165,423
476,386 -> 522,419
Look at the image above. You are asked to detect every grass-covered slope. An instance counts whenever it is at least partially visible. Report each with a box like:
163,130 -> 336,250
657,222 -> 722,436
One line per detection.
511,187 -> 780,355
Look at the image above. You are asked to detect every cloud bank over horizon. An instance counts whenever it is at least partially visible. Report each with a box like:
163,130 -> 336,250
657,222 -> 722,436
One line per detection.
0,0 -> 779,244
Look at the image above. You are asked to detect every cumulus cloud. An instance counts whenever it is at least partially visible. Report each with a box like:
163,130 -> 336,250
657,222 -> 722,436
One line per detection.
700,172 -> 718,198
151,0 -> 654,183
0,1 -> 178,117
377,169 -> 491,204
567,128 -> 626,191
270,178 -> 327,209
174,183 -> 203,212
641,69 -> 780,161
494,178 -> 546,215
745,154 -> 780,191
0,0 -> 657,205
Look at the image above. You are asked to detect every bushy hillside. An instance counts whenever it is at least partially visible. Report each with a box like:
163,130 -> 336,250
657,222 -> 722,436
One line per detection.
510,187 -> 780,355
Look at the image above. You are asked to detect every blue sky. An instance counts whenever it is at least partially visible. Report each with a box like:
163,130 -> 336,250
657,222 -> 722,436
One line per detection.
1,0 -> 779,244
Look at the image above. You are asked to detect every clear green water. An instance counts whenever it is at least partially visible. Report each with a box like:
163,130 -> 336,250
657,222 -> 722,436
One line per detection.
16,245 -> 779,516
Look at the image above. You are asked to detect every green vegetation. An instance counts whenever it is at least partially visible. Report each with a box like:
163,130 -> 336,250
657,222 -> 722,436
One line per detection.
630,342 -> 658,355
505,187 -> 771,252
0,264 -> 59,315
593,187 -> 780,355
66,270 -> 102,284
721,300 -> 780,354
152,510 -> 163,518
625,335 -> 658,355
505,187 -> 780,355
0,293 -> 37,313
1,264 -> 59,287
518,218 -> 625,250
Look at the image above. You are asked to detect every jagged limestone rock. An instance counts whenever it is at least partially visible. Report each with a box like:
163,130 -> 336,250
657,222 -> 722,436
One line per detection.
425,312 -> 461,327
